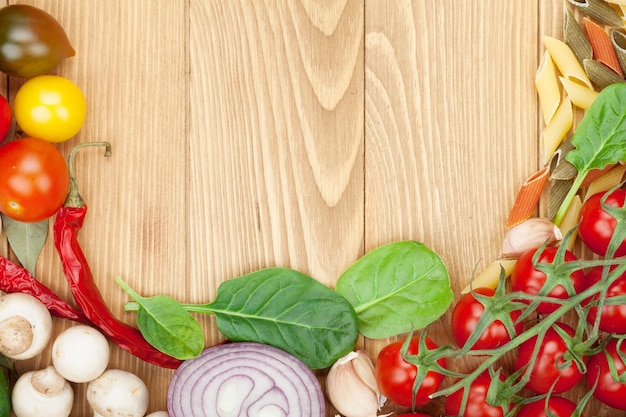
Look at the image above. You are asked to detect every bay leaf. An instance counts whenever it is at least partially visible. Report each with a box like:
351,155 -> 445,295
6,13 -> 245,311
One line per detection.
1,214 -> 48,275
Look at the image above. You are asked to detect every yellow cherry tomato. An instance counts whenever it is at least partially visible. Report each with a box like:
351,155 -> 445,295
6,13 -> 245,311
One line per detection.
14,75 -> 86,143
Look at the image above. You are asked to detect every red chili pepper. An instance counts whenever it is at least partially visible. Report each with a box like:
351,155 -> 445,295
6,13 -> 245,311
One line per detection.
0,256 -> 90,324
53,143 -> 182,369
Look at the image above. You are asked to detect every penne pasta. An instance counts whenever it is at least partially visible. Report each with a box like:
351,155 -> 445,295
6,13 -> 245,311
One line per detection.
559,76 -> 599,109
541,96 -> 573,163
506,166 -> 551,227
584,58 -> 625,89
549,138 -> 577,180
604,0 -> 626,6
543,36 -> 593,89
584,17 -> 624,77
581,163 -> 618,188
610,29 -> 626,77
564,9 -> 593,65
559,195 -> 583,251
536,51 -> 562,123
461,259 -> 517,294
583,164 -> 626,200
567,0 -> 625,27
548,178 -> 576,220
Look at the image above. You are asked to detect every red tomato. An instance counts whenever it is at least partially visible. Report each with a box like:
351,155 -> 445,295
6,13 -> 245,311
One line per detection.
375,337 -> 446,407
0,137 -> 69,222
450,287 -> 523,350
515,396 -> 577,417
0,94 -> 11,142
584,266 -> 626,334
445,371 -> 509,417
510,246 -> 585,314
586,338 -> 626,410
578,189 -> 626,257
514,322 -> 583,394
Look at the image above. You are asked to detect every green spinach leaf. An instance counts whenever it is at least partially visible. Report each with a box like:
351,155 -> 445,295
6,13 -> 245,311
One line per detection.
194,268 -> 359,370
554,83 -> 626,225
115,277 -> 205,360
335,240 -> 452,339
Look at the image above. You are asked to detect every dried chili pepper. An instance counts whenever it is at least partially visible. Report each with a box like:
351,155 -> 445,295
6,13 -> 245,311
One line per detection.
53,142 -> 182,369
0,255 -> 90,324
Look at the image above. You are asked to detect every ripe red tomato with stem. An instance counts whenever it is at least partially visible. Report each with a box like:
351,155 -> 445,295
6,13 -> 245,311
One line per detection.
578,189 -> 626,257
0,137 -> 69,222
584,265 -> 626,334
450,287 -> 523,351
510,246 -> 585,314
515,396 -> 577,417
586,338 -> 626,410
445,371 -> 510,417
375,336 -> 446,408
514,321 -> 583,394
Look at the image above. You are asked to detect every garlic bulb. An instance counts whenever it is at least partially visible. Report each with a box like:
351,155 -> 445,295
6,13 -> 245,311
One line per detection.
501,218 -> 562,258
327,350 -> 385,417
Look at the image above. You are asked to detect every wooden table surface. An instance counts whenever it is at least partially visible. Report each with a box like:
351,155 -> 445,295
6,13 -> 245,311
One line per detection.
2,0 -> 614,416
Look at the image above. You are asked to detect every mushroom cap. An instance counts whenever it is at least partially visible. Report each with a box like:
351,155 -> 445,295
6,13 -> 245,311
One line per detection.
0,292 -> 52,360
87,369 -> 149,417
52,324 -> 110,383
11,366 -> 74,417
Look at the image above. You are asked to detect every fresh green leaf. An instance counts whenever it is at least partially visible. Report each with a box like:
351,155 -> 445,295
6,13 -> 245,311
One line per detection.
1,214 -> 47,275
194,268 -> 359,370
335,240 -> 452,339
554,83 -> 626,225
115,277 -> 205,360
0,367 -> 9,417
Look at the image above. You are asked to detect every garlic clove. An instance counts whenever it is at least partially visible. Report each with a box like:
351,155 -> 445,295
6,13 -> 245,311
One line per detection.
501,217 -> 562,258
327,350 -> 384,417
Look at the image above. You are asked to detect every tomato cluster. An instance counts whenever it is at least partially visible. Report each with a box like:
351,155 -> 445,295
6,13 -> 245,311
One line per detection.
0,4 -> 85,223
374,188 -> 626,416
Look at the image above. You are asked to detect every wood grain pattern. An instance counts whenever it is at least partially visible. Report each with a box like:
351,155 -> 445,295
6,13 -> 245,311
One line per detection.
1,0 -> 613,416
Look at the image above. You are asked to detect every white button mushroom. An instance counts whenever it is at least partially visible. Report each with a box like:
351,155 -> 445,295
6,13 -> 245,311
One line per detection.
145,412 -> 168,417
0,292 -> 52,360
87,369 -> 149,417
11,365 -> 74,417
52,324 -> 110,383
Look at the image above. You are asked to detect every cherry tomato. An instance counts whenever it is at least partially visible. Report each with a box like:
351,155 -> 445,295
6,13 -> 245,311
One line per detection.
450,287 -> 523,350
514,322 -> 583,394
586,338 -> 626,410
584,266 -> 626,334
445,371 -> 510,417
578,189 -> 626,257
515,396 -> 577,417
0,95 -> 11,142
375,336 -> 446,407
510,246 -> 585,314
0,137 -> 69,222
14,75 -> 86,143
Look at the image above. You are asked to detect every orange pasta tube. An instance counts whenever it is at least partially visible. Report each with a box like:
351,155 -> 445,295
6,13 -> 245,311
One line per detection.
506,166 -> 551,228
584,17 -> 624,77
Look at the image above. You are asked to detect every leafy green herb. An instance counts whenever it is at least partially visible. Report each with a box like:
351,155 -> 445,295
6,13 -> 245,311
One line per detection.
335,240 -> 453,339
115,277 -> 204,360
554,83 -> 626,225
0,367 -> 9,417
1,214 -> 47,275
119,267 -> 359,370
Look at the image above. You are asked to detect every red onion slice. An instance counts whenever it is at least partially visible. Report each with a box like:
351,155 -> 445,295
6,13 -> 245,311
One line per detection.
167,342 -> 325,417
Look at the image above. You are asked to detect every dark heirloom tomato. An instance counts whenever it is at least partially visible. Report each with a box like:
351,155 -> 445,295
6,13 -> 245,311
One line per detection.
510,246 -> 585,314
584,266 -> 626,334
514,322 -> 583,394
0,4 -> 74,77
578,189 -> 626,257
515,397 -> 577,417
586,338 -> 626,410
375,337 -> 446,407
450,287 -> 523,350
0,137 -> 69,222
